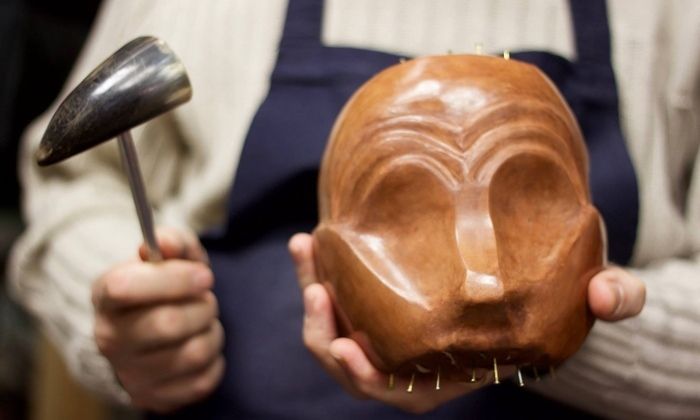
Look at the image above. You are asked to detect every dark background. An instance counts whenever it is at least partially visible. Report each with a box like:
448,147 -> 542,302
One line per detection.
0,0 -> 102,418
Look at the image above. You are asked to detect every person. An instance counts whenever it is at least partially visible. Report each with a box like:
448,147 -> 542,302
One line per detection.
7,0 -> 699,418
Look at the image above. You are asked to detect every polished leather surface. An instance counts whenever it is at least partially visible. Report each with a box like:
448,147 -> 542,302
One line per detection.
314,55 -> 605,378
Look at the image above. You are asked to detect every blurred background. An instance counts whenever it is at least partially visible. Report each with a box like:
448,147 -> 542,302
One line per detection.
0,0 -> 117,419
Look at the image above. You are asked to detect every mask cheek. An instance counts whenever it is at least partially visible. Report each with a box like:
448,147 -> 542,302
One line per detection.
313,163 -> 462,369
312,224 -> 427,370
349,162 -> 463,301
489,153 -> 604,362
490,153 -> 586,283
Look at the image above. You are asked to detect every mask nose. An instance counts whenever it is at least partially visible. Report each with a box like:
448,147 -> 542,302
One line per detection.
456,186 -> 504,304
463,270 -> 504,304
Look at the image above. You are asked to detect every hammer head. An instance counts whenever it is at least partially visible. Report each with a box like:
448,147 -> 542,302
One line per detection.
36,36 -> 192,166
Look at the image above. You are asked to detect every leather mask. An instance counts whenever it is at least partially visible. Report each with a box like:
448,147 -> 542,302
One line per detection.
313,55 -> 605,379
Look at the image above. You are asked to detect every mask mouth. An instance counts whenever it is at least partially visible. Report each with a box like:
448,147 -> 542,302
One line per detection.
382,316 -> 552,375
444,287 -> 529,328
389,347 -> 551,384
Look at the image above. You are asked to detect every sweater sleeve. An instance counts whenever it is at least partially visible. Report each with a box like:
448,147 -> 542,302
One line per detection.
7,0 -> 217,404
532,258 -> 700,420
7,0 -> 284,404
6,4 -> 175,406
532,7 -> 700,414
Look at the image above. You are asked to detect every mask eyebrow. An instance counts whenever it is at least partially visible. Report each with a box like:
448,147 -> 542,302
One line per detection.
362,114 -> 464,152
357,154 -> 459,206
375,129 -> 463,160
458,98 -> 587,176
355,97 -> 580,158
330,118 -> 464,217
326,97 -> 585,217
469,125 -> 577,179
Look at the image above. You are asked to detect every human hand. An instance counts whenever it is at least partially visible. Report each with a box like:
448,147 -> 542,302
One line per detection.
92,227 -> 224,413
289,232 -> 646,413
289,233 -> 514,414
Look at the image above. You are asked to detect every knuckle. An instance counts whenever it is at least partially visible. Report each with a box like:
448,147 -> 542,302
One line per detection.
191,373 -> 216,400
354,363 -> 377,381
193,357 -> 225,400
152,307 -> 184,341
116,369 -> 139,391
212,321 -> 225,350
94,321 -> 118,358
102,272 -> 131,304
204,291 -> 219,318
183,337 -> 213,368
301,327 -> 316,351
95,336 -> 117,359
301,320 -> 325,356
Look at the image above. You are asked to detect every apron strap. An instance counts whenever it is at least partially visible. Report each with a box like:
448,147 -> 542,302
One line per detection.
568,0 -> 619,99
568,0 -> 639,264
279,0 -> 324,47
570,0 -> 613,66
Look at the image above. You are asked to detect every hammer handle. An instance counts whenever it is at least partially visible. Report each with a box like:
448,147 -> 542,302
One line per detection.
117,131 -> 163,262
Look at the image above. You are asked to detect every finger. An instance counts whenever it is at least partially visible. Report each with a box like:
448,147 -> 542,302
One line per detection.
329,338 -> 385,392
130,355 -> 226,414
302,284 -> 338,355
93,260 -> 213,311
302,284 -> 487,413
301,283 -> 363,397
140,226 -> 209,263
116,320 -> 224,387
289,233 -> 318,289
105,291 -> 219,354
588,266 -> 646,321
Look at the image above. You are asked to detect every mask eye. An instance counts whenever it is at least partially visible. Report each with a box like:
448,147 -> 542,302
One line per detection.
350,159 -> 463,293
489,153 -> 584,281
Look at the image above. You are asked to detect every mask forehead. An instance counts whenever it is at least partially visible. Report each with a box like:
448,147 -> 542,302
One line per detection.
320,55 -> 589,221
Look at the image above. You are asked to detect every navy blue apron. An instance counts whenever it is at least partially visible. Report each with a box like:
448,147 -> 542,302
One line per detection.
158,0 -> 637,418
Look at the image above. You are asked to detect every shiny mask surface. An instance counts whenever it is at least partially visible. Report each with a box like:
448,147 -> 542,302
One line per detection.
313,55 -> 605,377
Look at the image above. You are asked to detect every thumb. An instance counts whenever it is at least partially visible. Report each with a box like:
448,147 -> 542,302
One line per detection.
588,267 -> 646,321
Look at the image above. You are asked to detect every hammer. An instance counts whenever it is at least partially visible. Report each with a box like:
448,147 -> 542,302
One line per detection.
35,36 -> 192,261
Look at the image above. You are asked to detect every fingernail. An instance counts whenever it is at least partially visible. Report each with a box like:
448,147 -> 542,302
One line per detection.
608,278 -> 624,316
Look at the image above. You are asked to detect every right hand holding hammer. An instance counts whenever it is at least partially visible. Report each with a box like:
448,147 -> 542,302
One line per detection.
92,227 -> 224,413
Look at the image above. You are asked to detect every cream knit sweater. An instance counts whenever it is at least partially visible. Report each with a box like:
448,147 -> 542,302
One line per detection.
8,0 -> 700,418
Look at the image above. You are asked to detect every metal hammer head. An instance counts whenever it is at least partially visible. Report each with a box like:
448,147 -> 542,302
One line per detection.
36,36 -> 192,166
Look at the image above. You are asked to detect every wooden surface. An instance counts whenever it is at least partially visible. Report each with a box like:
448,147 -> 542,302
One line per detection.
31,333 -> 108,420
314,54 -> 604,378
